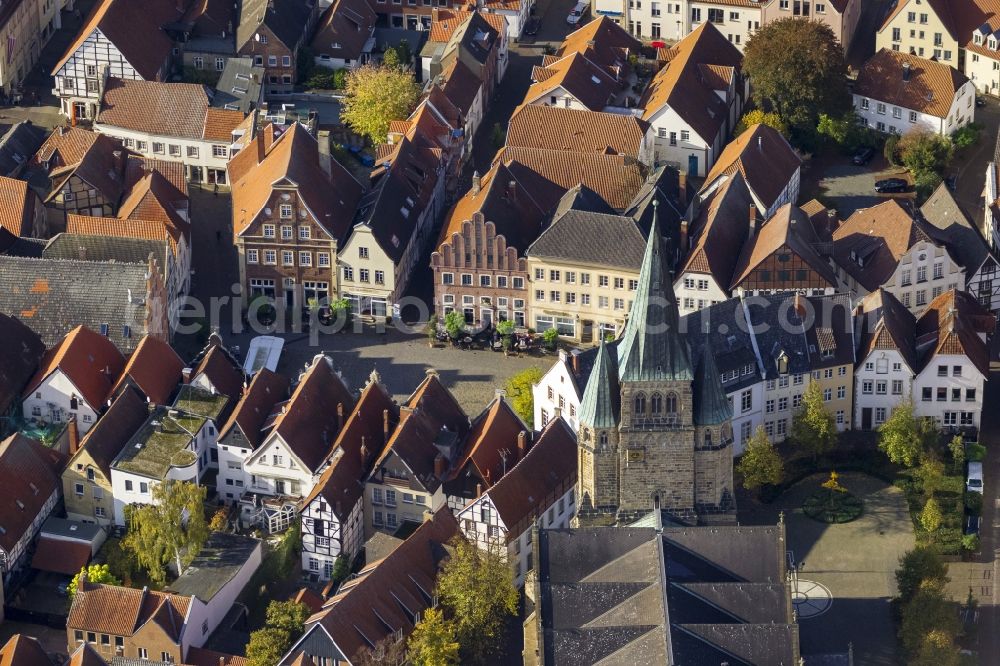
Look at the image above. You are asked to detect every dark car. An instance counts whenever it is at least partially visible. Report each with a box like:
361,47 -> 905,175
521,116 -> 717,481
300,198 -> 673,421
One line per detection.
965,514 -> 982,536
852,146 -> 875,165
874,177 -> 908,193
945,174 -> 958,190
976,96 -> 987,107
524,17 -> 539,35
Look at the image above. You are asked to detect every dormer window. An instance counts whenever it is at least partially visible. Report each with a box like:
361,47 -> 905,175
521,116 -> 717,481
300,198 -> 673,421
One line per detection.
777,354 -> 789,375
991,38 -> 998,49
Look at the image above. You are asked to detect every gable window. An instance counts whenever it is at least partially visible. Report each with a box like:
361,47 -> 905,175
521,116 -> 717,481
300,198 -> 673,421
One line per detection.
280,204 -> 293,218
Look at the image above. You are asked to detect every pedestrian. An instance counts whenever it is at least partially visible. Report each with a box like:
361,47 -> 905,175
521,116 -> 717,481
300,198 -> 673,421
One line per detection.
213,182 -> 218,197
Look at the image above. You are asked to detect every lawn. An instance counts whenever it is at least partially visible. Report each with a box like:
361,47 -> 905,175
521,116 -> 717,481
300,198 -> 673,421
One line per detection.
896,470 -> 965,555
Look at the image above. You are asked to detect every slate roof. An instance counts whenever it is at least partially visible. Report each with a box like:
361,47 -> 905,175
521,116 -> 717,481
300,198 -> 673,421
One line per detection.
920,182 -> 992,276
578,340 -> 621,429
0,122 -> 46,176
167,532 -> 260,603
742,293 -> 812,379
213,58 -> 265,114
0,313 -> 44,417
68,582 -> 192,642
528,209 -> 646,270
692,341 -> 732,426
681,172 -> 754,287
617,208 -> 693,382
111,336 -> 183,406
0,634 -> 51,666
302,508 -> 458,662
23,325 -> 125,410
855,49 -> 969,119
190,341 -> 245,403
832,199 -> 930,292
803,293 -> 856,371
52,0 -> 181,80
730,203 -> 840,290
42,234 -> 168,270
639,22 -> 742,142
97,78 -> 243,141
537,524 -> 796,665
856,288 -> 919,371
217,368 -> 290,450
0,434 -> 67,553
267,357 -> 354,473
71,386 -> 149,478
493,146 -> 646,211
311,0 -> 376,61
703,123 -> 801,214
230,123 -> 363,242
682,299 -> 761,396
237,0 -> 314,50
302,377 -> 397,521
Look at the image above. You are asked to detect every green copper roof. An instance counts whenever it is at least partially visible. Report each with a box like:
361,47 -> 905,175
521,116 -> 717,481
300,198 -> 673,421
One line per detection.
578,340 -> 621,429
693,340 -> 733,426
617,201 -> 693,382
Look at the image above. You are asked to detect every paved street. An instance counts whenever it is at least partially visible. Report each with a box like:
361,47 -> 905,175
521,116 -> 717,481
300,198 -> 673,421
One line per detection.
740,473 -> 914,665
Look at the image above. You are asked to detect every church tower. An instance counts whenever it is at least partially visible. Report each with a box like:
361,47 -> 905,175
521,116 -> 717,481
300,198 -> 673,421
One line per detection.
576,201 -> 735,525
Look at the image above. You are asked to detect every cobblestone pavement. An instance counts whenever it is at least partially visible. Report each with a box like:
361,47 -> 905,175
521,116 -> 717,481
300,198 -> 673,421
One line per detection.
739,472 -> 914,665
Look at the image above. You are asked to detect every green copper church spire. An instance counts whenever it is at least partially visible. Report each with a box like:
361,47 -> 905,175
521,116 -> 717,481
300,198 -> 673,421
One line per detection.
693,340 -> 733,426
578,340 -> 621,428
616,199 -> 693,382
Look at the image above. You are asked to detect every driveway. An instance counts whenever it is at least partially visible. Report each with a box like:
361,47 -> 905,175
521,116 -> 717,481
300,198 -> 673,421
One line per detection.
740,473 -> 914,665
803,151 -> 915,218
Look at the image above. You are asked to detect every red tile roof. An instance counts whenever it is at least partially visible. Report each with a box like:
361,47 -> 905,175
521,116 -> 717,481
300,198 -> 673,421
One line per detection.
217,368 -> 290,450
68,582 -> 192,642
0,635 -> 51,666
304,508 -> 458,662
185,647 -> 248,666
855,49 -> 969,119
66,214 -> 183,256
916,289 -> 995,375
703,124 -> 801,213
191,342 -> 245,402
681,172 -> 754,289
112,335 -> 184,405
428,8 -> 507,43
832,199 -> 927,292
23,325 -> 126,410
310,0 -> 377,60
44,134 -> 126,206
269,357 -> 355,473
230,123 -> 363,242
450,398 -> 526,488
556,16 -> 641,79
0,434 -> 67,552
67,643 -> 110,666
302,377 -> 397,520
31,535 -> 92,575
32,126 -> 98,170
857,288 -> 919,371
480,417 -> 576,540
0,176 -> 36,237
97,79 -> 244,141
506,105 -> 649,159
524,52 -> 619,111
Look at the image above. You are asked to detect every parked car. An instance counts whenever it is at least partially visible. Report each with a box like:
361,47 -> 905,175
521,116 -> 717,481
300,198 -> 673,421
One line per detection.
976,96 -> 987,107
967,461 -> 984,494
852,146 -> 875,165
524,17 -> 539,35
874,177 -> 908,193
566,1 -> 590,25
965,514 -> 982,536
945,174 -> 958,190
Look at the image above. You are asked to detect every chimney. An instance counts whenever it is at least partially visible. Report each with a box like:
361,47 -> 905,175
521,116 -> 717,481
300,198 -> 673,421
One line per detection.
181,367 -> 192,384
677,171 -> 688,207
476,482 -> 483,496
749,204 -> 757,234
78,245 -> 87,261
679,219 -> 689,252
517,430 -> 527,460
571,350 -> 580,375
112,149 -> 124,174
902,61 -> 911,82
825,208 -> 837,236
471,170 -> 482,195
337,402 -> 344,430
382,409 -> 392,445
67,416 -> 80,454
317,130 -> 333,179
219,658 -> 225,666
434,453 -> 446,479
507,179 -> 517,203
360,436 -> 369,465
793,292 -> 806,319
757,135 -> 763,151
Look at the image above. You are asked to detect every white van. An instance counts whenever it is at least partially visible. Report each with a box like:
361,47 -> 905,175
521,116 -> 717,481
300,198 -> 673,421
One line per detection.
567,1 -> 590,25
967,461 -> 983,494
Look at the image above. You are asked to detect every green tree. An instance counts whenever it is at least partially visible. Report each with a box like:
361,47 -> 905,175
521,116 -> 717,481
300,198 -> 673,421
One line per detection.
951,123 -> 981,149
912,630 -> 961,666
443,310 -> 466,340
948,435 -> 965,474
408,607 -> 460,666
209,507 -> 229,532
266,600 -> 309,635
737,426 -> 784,491
920,497 -> 943,533
68,563 -> 121,598
504,367 -> 543,424
122,480 -> 208,583
742,18 -> 849,136
884,132 -> 901,166
436,538 -> 519,664
878,399 -> 922,467
331,555 -> 350,585
342,64 -> 420,145
735,109 -> 789,137
816,111 -> 866,151
397,39 -> 412,66
898,128 -> 953,181
916,457 -> 945,498
542,327 -> 559,350
895,546 -> 948,605
382,46 -> 401,68
790,382 -> 837,463
245,627 -> 290,666
426,314 -> 439,345
899,583 -> 960,656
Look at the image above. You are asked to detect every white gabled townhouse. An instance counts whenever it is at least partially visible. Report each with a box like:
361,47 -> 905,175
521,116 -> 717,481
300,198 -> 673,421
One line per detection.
853,49 -> 975,137
22,326 -> 126,436
456,417 -> 577,586
300,374 -> 397,578
239,355 -> 354,533
532,348 -> 591,431
639,22 -> 744,177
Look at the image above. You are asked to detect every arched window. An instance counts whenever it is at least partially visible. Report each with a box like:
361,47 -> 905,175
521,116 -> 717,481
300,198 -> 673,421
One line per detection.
650,393 -> 663,414
634,393 -> 646,415
665,392 -> 678,415
599,431 -> 609,447
704,430 -> 712,447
